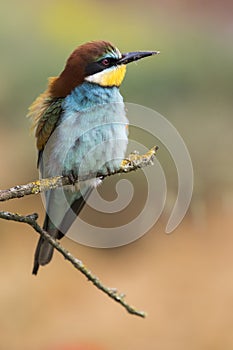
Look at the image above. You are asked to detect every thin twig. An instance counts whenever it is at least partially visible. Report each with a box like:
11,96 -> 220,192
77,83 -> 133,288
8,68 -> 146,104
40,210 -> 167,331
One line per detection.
0,146 -> 158,202
0,210 -> 146,318
0,147 -> 159,317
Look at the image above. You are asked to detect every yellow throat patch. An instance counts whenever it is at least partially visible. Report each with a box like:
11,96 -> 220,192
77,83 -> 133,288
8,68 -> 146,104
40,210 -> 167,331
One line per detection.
85,65 -> 127,87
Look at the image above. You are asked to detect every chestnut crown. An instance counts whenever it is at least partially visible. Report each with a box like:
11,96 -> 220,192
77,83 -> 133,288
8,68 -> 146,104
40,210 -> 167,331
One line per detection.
49,40 -> 159,97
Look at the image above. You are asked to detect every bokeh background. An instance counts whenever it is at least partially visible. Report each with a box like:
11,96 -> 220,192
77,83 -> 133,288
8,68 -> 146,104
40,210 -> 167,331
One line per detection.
1,0 -> 233,349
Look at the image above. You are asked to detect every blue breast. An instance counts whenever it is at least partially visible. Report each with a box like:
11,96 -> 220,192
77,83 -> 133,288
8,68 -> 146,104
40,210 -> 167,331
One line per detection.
44,82 -> 129,178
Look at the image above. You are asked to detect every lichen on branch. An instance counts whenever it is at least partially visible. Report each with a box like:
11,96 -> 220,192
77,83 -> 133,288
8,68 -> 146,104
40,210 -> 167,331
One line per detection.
0,146 -> 158,202
0,146 -> 159,318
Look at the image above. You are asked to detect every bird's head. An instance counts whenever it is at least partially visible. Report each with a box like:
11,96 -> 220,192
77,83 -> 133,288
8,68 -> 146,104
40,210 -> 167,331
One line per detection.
49,41 -> 159,97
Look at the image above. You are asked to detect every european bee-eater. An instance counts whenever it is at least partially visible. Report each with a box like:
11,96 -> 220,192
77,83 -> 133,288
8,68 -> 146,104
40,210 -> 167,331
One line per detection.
29,40 -> 159,275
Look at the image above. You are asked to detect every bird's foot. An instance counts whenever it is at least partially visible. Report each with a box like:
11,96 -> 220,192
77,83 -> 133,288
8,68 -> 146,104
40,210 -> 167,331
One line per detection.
62,170 -> 78,186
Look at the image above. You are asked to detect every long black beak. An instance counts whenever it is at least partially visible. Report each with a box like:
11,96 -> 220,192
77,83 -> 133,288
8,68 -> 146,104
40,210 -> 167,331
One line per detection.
117,50 -> 160,65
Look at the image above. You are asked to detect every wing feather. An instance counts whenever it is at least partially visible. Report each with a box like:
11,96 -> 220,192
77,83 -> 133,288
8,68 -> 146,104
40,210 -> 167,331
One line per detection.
34,98 -> 63,151
27,77 -> 64,166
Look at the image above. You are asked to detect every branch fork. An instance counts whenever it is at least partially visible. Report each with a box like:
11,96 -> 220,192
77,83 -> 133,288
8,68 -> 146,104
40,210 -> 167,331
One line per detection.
0,146 -> 159,317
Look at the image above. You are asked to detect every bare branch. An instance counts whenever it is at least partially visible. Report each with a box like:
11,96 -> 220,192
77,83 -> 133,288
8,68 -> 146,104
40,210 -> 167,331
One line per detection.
0,146 -> 158,202
0,147 -> 159,317
0,210 -> 146,318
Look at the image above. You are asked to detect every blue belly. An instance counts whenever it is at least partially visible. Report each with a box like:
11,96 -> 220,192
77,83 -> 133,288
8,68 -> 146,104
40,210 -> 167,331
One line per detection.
42,82 -> 128,178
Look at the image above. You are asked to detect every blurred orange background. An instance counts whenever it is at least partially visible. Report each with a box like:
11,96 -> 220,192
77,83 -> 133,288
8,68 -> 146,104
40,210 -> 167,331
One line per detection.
1,0 -> 233,349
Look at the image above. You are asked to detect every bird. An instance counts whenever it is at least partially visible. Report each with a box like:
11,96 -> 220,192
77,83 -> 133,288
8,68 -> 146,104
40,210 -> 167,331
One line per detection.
28,40 -> 159,275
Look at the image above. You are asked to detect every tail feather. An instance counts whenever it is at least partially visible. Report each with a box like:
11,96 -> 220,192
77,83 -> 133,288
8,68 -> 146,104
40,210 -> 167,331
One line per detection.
32,187 -> 92,275
32,217 -> 58,275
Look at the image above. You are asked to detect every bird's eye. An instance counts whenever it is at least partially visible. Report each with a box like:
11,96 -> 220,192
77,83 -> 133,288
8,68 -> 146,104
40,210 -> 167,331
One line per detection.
101,58 -> 111,66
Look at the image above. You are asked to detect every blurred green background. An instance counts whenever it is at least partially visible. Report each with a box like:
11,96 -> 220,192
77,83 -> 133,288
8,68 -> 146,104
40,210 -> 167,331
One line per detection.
1,1 -> 233,349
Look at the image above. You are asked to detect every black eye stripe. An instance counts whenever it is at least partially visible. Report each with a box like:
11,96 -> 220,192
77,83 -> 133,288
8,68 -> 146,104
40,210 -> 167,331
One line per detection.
85,57 -> 118,76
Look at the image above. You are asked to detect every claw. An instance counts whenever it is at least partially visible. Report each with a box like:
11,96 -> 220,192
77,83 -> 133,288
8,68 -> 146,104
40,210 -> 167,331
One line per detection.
62,170 -> 77,185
